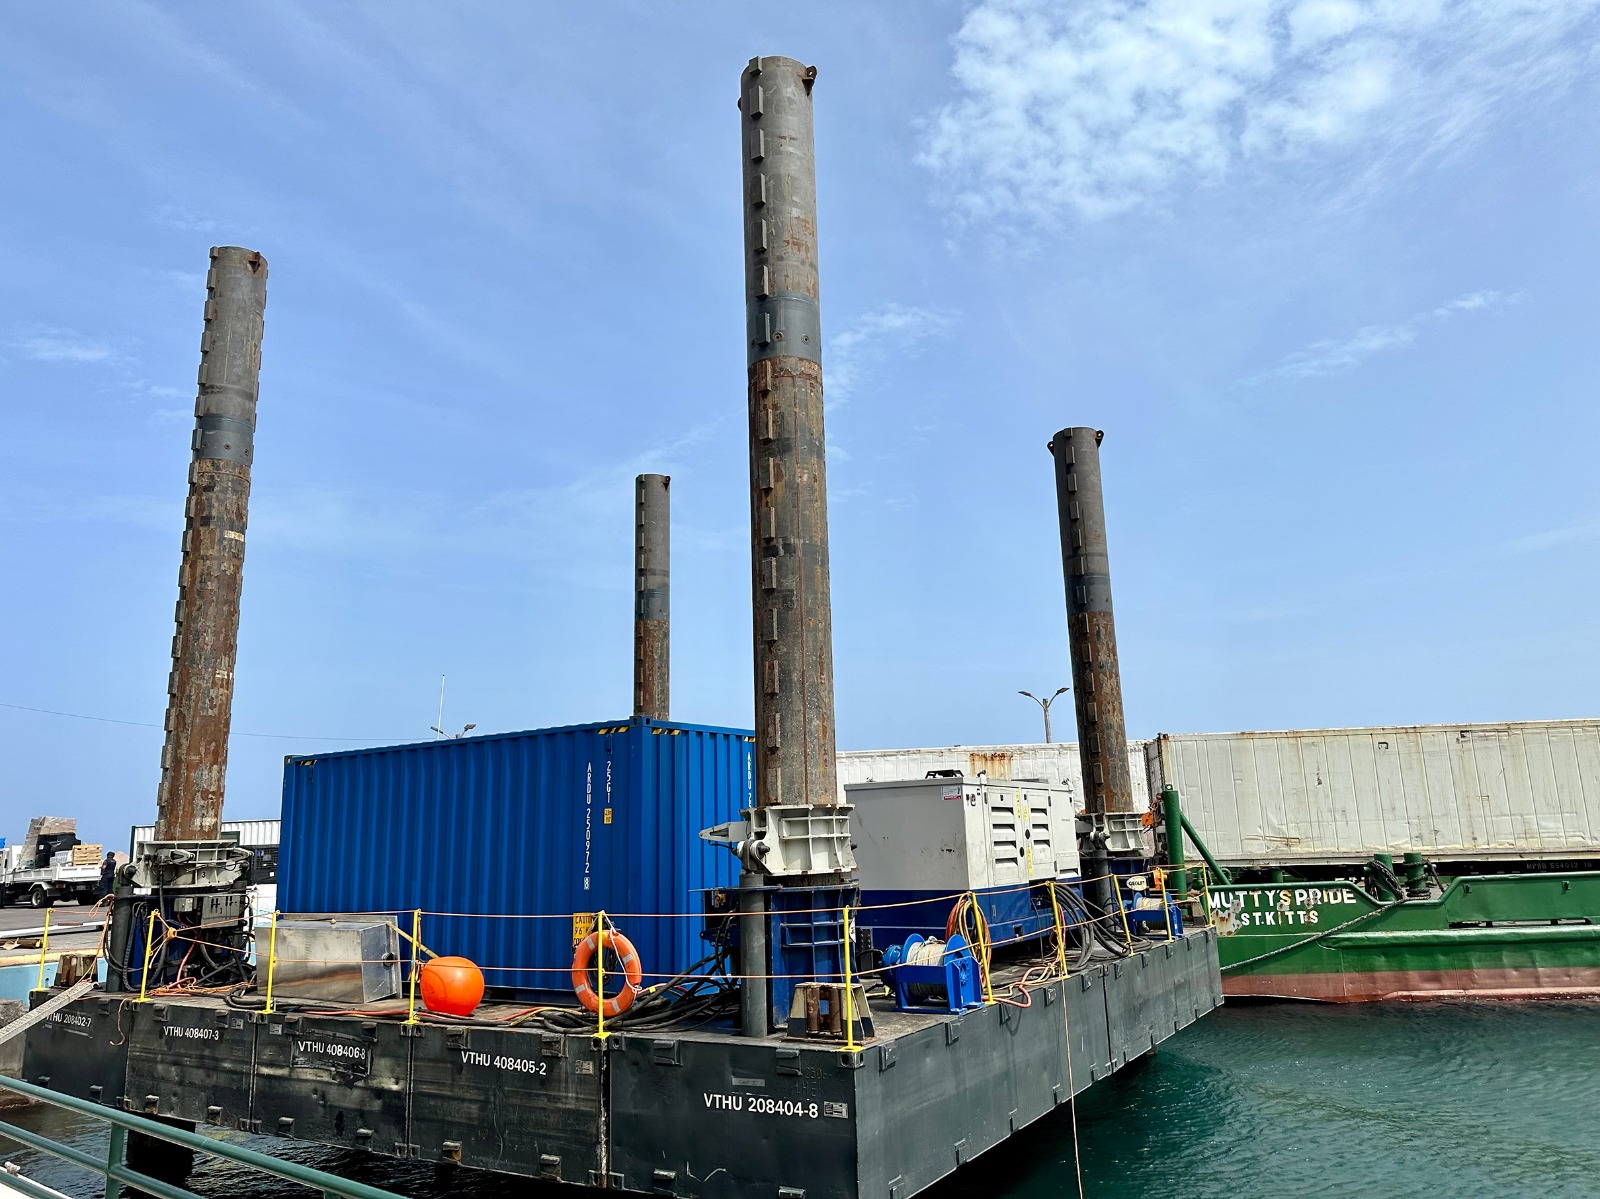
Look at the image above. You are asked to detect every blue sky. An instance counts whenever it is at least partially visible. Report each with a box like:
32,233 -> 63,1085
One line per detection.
3,1 -> 1598,847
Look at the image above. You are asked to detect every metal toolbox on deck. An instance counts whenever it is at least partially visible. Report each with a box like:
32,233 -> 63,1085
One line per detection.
270,917 -> 401,1003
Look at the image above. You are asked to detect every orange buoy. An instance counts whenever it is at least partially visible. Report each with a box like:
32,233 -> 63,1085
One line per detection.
419,956 -> 485,1016
571,929 -> 643,1018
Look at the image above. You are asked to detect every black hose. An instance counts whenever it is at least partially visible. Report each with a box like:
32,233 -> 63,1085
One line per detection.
1053,883 -> 1151,958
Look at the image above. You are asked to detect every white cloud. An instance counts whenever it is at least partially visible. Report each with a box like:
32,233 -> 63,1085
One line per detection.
1247,287 -> 1521,382
150,205 -> 219,234
1510,515 -> 1600,553
1431,289 -> 1502,317
923,0 -> 1600,222
829,304 -> 953,407
8,329 -> 118,364
1259,320 -> 1417,380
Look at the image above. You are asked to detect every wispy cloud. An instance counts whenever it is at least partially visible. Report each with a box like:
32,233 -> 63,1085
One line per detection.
1246,287 -> 1523,383
0,491 -> 176,533
8,328 -> 119,364
829,304 -> 954,407
1510,515 -> 1600,554
6,324 -> 197,417
243,414 -> 739,586
150,205 -> 219,234
922,0 -> 1600,223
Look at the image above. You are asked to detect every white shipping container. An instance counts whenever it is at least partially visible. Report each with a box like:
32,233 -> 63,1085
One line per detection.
837,742 -> 1151,812
128,818 -> 280,852
1147,720 -> 1600,865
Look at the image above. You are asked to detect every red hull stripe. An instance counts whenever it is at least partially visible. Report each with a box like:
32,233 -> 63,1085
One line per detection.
1224,967 -> 1600,1002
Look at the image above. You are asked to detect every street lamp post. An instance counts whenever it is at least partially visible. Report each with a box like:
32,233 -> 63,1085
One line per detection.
1018,687 -> 1069,744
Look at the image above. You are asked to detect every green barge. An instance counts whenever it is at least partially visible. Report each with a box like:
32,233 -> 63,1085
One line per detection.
1208,870 -> 1600,1001
1146,720 -> 1600,1002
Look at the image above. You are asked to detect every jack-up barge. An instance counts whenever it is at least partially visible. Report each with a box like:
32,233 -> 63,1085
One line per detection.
21,55 -> 1220,1199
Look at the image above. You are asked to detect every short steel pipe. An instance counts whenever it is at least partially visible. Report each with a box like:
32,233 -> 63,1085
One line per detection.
633,473 -> 670,720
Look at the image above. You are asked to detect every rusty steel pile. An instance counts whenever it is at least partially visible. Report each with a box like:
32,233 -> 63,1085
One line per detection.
632,473 -> 671,721
153,247 -> 268,844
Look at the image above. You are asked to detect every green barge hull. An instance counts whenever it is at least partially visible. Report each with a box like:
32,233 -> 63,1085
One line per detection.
1209,870 -> 1600,1002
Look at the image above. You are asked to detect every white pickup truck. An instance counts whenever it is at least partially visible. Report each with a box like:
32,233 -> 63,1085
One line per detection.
0,844 -> 101,908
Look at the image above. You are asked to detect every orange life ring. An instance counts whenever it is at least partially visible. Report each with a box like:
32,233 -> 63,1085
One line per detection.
571,929 -> 643,1018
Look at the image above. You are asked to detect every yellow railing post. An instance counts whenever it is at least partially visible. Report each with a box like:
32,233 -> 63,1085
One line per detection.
35,908 -> 52,991
841,904 -> 860,1051
1047,883 -> 1069,976
1162,885 -> 1175,941
967,892 -> 995,1004
262,910 -> 280,1014
34,909 -> 52,992
594,910 -> 609,1041
137,910 -> 159,1002
1114,876 -> 1136,949
405,909 -> 423,1025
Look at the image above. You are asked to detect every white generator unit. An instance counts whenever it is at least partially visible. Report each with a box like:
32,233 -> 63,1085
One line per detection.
847,775 -> 1081,893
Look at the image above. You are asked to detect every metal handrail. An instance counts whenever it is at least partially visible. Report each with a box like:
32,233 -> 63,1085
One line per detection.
0,1073 -> 408,1199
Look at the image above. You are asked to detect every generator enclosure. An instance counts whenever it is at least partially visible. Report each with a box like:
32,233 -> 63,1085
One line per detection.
278,718 -> 754,995
848,776 -> 1081,948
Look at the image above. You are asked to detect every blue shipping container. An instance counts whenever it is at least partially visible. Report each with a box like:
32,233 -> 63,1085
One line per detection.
278,717 -> 754,995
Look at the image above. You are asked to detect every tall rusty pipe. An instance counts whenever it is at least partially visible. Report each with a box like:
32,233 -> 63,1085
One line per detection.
740,56 -> 840,812
153,247 -> 267,842
633,473 -> 670,720
1048,428 -> 1134,817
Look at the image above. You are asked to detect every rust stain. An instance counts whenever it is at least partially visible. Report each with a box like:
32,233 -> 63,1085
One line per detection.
634,620 -> 669,721
1068,609 -> 1135,813
969,751 -> 1015,780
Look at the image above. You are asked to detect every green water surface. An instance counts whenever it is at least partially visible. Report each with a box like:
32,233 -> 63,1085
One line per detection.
935,1000 -> 1600,1199
4,1002 -> 1595,1199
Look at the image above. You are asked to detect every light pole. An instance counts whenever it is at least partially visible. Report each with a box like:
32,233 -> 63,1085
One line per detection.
1018,687 -> 1069,744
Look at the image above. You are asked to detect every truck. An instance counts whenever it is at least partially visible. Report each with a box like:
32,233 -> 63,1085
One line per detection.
0,841 -> 102,909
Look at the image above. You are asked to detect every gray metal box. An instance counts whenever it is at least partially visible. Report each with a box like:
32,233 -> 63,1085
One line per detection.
846,775 -> 1080,892
270,917 -> 401,1003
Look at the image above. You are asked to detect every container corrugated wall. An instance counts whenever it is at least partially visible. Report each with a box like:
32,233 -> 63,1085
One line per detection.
278,718 -> 753,993
1147,721 -> 1600,865
836,742 -> 1151,810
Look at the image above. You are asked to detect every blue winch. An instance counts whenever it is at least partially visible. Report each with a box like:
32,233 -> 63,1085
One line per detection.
881,933 -> 985,1014
1119,874 -> 1184,938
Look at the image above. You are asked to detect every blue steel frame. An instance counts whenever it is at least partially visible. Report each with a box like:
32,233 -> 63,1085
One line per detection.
766,883 -> 856,1027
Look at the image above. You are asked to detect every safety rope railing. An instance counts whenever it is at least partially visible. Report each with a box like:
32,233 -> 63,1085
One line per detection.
0,1073 -> 413,1199
106,865 -> 1222,1025
241,889 -> 1144,1010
